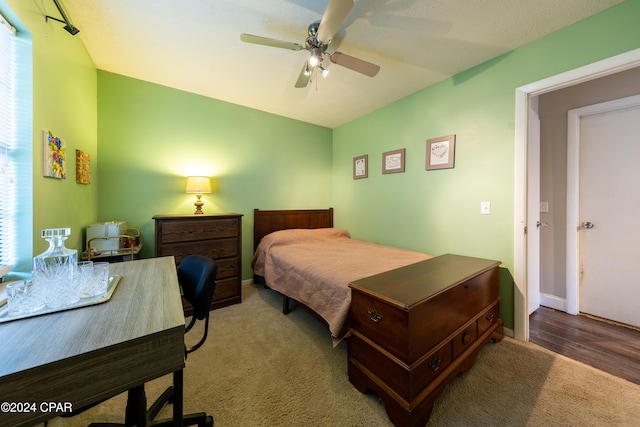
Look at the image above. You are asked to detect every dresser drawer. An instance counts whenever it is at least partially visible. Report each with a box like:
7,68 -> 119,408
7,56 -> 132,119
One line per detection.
157,238 -> 238,262
160,218 -> 239,244
216,257 -> 239,280
214,276 -> 240,301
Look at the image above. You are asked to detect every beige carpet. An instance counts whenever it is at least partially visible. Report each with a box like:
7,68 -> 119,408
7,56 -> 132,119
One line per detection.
48,282 -> 640,427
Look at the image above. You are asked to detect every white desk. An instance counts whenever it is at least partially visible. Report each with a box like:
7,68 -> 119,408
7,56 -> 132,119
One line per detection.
0,257 -> 185,427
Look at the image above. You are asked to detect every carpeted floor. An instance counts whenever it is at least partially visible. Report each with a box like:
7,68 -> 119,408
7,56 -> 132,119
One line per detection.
48,282 -> 640,427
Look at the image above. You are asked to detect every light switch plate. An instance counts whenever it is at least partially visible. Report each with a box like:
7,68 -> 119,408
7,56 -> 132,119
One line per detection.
540,201 -> 549,213
481,201 -> 491,215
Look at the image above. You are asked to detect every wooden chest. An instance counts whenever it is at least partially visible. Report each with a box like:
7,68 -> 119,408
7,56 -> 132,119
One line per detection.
154,213 -> 243,311
348,254 -> 503,427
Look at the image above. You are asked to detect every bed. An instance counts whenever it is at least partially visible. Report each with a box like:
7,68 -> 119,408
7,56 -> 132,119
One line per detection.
251,208 -> 433,346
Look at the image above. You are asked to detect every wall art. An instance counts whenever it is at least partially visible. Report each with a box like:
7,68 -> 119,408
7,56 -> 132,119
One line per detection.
382,148 -> 405,174
76,149 -> 90,184
426,134 -> 456,170
43,130 -> 66,179
353,154 -> 368,179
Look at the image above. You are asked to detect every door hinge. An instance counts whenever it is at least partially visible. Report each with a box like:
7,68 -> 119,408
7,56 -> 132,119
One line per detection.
524,225 -> 528,235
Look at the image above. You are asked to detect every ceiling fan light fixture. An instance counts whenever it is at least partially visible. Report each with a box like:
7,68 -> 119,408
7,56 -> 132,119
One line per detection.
309,48 -> 320,67
318,64 -> 329,78
304,61 -> 312,76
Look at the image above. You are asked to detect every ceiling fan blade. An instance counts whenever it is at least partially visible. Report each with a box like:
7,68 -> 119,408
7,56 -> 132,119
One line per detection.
317,0 -> 354,44
240,33 -> 304,51
295,61 -> 312,88
329,52 -> 380,77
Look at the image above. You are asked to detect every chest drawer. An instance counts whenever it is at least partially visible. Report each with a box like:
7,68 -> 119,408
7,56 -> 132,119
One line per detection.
349,330 -> 455,402
159,218 -> 239,244
453,320 -> 478,359
350,291 -> 409,359
478,300 -> 501,337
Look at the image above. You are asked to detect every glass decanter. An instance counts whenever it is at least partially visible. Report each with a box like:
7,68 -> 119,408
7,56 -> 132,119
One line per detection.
33,228 -> 79,309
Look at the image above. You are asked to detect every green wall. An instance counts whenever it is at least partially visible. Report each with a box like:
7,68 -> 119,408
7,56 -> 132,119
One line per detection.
2,0 -> 97,273
96,72 -> 333,278
5,0 -> 640,332
331,0 -> 640,330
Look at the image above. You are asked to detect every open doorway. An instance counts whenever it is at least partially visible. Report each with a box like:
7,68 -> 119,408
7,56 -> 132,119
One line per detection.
527,80 -> 640,381
513,48 -> 640,342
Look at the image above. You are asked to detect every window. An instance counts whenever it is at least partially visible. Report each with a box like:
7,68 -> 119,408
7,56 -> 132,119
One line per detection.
0,9 -> 31,273
0,11 -> 17,267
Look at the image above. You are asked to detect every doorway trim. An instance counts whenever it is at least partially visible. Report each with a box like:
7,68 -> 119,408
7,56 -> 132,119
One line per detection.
513,48 -> 640,341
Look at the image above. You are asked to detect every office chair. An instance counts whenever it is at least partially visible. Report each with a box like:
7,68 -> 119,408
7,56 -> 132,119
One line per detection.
72,255 -> 218,427
145,254 -> 218,426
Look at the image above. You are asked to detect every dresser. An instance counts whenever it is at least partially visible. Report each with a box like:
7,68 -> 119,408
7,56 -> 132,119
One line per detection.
348,254 -> 503,427
153,213 -> 243,311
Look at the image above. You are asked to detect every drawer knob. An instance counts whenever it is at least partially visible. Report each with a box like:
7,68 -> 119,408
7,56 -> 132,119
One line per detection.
462,330 -> 472,345
367,308 -> 383,323
428,355 -> 442,371
486,312 -> 495,322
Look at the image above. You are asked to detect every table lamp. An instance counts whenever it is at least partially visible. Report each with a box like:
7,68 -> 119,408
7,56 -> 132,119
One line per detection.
185,176 -> 211,215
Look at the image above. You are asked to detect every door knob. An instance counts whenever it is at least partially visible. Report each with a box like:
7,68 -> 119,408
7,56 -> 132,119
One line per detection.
578,221 -> 594,230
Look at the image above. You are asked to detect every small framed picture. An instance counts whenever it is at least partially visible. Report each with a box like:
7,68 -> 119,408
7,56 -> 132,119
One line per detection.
353,155 -> 368,179
382,148 -> 405,174
426,134 -> 456,170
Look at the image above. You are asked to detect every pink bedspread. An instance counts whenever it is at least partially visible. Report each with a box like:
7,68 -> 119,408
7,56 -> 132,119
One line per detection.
252,228 -> 432,346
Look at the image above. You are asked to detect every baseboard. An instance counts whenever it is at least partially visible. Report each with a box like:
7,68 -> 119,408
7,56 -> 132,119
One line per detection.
539,293 -> 566,312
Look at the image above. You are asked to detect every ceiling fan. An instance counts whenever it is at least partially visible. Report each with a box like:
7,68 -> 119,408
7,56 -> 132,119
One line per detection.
240,0 -> 380,88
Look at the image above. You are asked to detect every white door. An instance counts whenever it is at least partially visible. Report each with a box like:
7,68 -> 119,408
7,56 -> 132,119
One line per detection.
567,94 -> 640,327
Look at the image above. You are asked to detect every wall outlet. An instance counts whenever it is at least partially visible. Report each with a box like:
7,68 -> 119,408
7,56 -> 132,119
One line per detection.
481,201 -> 491,215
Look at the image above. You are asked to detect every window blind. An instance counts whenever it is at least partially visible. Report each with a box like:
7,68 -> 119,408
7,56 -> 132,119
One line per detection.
0,11 -> 17,267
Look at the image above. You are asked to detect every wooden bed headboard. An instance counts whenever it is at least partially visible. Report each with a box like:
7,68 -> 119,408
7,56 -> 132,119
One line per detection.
253,208 -> 334,252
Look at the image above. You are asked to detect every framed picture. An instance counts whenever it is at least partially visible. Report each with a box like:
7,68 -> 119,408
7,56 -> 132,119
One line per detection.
353,154 -> 368,179
76,149 -> 91,184
43,130 -> 66,179
426,134 -> 456,170
382,148 -> 405,174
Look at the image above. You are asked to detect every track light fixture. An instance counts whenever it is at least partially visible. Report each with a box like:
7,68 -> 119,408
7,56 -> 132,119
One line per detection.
45,0 -> 80,35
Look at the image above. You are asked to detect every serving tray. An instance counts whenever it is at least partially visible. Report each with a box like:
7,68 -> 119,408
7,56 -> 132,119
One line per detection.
0,275 -> 121,323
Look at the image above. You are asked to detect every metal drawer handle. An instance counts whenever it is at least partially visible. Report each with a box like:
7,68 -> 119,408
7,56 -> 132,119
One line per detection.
429,355 -> 442,372
367,308 -> 383,323
486,312 -> 495,322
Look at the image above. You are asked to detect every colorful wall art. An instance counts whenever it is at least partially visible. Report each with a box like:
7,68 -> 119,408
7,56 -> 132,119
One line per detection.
43,130 -> 66,179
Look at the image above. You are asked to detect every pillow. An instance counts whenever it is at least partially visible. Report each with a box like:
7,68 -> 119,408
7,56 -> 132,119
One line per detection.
259,227 -> 350,248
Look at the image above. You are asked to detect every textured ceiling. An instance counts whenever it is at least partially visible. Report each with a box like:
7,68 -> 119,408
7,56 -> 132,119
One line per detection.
58,0 -> 624,128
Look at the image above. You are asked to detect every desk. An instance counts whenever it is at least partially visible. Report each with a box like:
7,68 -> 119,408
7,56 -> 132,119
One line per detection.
0,257 -> 185,427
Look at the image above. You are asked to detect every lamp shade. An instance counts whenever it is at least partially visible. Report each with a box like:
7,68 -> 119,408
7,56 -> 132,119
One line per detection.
185,176 -> 211,194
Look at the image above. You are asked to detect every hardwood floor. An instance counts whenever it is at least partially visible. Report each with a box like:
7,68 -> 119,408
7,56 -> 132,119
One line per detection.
529,306 -> 640,385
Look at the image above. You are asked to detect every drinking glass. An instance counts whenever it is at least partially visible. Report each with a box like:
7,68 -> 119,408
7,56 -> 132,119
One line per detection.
6,280 -> 45,315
